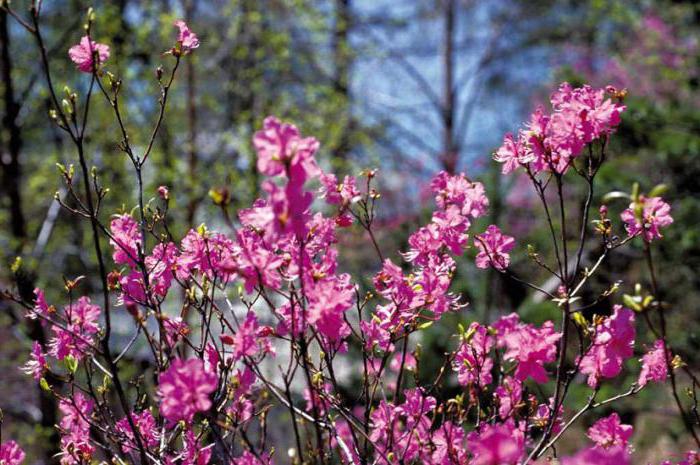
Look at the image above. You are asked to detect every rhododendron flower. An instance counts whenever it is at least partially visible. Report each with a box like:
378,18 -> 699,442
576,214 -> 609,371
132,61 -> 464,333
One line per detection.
49,296 -> 101,360
59,392 -> 95,465
453,323 -> 494,387
638,339 -> 669,386
431,171 -> 489,218
306,275 -> 354,341
174,20 -> 200,53
494,132 -> 533,174
21,341 -> 47,380
115,410 -> 159,452
0,440 -> 25,465
230,450 -> 274,465
579,305 -> 636,387
253,116 -> 320,181
497,315 -> 561,383
620,196 -> 673,242
468,422 -> 524,465
109,214 -> 141,266
587,413 -> 633,449
157,358 -> 218,424
474,225 -> 515,271
560,446 -> 630,465
68,36 -> 110,73
223,312 -> 273,361
495,376 -> 522,419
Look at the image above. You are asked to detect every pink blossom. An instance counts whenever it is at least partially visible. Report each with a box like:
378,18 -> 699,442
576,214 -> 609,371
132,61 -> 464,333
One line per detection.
431,422 -> 467,465
638,339 -> 669,387
319,172 -> 361,206
222,312 -> 273,361
579,305 -> 636,387
58,392 -> 94,464
453,323 -> 494,387
306,275 -> 354,341
468,422 -> 524,465
560,446 -> 630,465
494,132 -> 533,174
115,410 -> 160,453
174,20 -> 200,53
68,36 -> 110,73
474,225 -> 515,271
157,358 -> 218,424
109,214 -> 141,266
21,341 -> 47,380
499,317 -> 561,383
0,441 -> 25,465
27,287 -> 53,323
49,296 -> 101,360
495,376 -> 522,419
587,413 -> 633,449
158,185 -> 170,200
229,450 -> 274,465
621,196 -> 673,242
253,116 -> 320,182
431,171 -> 489,218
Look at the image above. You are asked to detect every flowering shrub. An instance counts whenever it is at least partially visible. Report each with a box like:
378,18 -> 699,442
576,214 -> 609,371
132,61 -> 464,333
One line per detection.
1,4 -> 699,465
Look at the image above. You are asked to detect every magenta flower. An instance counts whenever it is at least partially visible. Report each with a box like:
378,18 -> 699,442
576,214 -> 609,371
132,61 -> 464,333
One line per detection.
468,422 -> 524,465
27,288 -> 53,324
560,446 -> 630,465
431,171 -> 489,219
68,36 -> 110,73
499,317 -> 561,383
49,296 -> 101,360
453,323 -> 494,387
115,410 -> 159,453
638,339 -> 669,386
174,20 -> 200,53
253,116 -> 320,182
0,441 -> 25,465
587,413 -> 633,449
109,214 -> 141,267
474,225 -> 515,271
620,196 -> 673,242
157,357 -> 218,424
579,305 -> 636,387
306,275 -> 354,341
21,341 -> 47,380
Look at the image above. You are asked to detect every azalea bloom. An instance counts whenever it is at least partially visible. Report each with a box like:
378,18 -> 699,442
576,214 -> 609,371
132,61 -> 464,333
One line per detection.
0,440 -> 25,465
21,341 -> 47,380
587,413 -> 633,449
115,410 -> 160,452
453,323 -> 494,387
157,358 -> 218,424
638,339 -> 669,386
560,446 -> 630,465
174,20 -> 200,53
579,305 -> 636,387
474,225 -> 516,271
469,422 -> 524,465
68,36 -> 110,73
621,196 -> 673,242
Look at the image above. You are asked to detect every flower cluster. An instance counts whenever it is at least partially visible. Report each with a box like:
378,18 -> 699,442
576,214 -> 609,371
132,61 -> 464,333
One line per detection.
494,83 -> 625,174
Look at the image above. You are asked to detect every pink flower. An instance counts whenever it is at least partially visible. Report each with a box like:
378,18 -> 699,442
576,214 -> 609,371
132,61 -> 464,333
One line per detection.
21,341 -> 47,380
222,312 -> 273,361
0,441 -> 25,465
560,446 -> 630,465
638,339 -> 669,386
49,296 -> 101,360
68,36 -> 110,73
579,305 -> 636,387
109,214 -> 141,266
621,196 -> 673,242
319,172 -> 361,206
587,413 -> 633,449
474,225 -> 515,271
27,288 -> 53,323
157,358 -> 218,424
494,376 -> 522,419
431,171 -> 489,219
498,316 -> 561,383
468,422 -> 524,465
115,410 -> 159,453
453,323 -> 494,387
494,133 -> 533,174
253,116 -> 320,182
306,275 -> 354,341
158,185 -> 170,200
229,450 -> 274,465
174,20 -> 200,53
